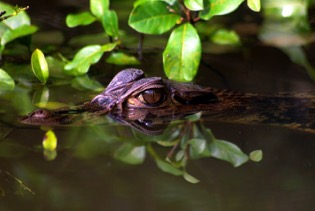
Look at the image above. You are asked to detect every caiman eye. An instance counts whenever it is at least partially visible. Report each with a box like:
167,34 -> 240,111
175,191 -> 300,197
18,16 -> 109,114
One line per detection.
137,88 -> 166,106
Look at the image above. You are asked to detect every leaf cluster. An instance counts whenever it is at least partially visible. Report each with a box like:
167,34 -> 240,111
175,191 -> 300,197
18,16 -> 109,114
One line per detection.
0,0 -> 261,93
128,0 -> 260,81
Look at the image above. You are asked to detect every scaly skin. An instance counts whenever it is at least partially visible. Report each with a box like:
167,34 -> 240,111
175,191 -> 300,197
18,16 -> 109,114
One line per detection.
21,69 -> 315,133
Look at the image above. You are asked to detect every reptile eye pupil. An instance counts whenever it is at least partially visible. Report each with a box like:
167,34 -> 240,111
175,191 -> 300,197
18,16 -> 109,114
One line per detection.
139,88 -> 165,105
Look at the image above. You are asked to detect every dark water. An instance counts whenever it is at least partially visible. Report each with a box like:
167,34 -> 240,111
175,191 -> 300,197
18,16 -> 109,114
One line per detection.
1,0 -> 315,210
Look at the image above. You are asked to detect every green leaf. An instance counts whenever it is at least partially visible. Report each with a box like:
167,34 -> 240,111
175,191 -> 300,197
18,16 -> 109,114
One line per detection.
90,0 -> 109,19
210,29 -> 240,45
209,139 -> 249,167
0,68 -> 15,92
35,102 -> 70,110
249,150 -> 263,162
114,143 -> 146,165
0,2 -> 31,30
31,49 -> 49,84
155,159 -> 183,176
184,0 -> 204,11
189,138 -> 210,159
247,0 -> 260,12
129,1 -> 181,34
183,172 -> 200,183
200,0 -> 244,20
163,23 -> 201,81
106,52 -> 140,65
42,130 -> 57,151
0,25 -> 38,46
102,10 -> 119,38
64,43 -> 117,76
71,75 -> 104,91
66,12 -> 96,28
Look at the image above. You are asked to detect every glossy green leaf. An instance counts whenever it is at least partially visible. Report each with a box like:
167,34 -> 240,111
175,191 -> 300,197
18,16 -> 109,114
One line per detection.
64,43 -> 117,75
209,139 -> 249,167
200,0 -> 244,20
31,49 -> 49,84
90,0 -> 109,19
106,52 -> 140,65
102,10 -> 119,38
0,2 -> 31,30
249,150 -> 263,162
184,0 -> 204,11
66,12 -> 96,28
156,159 -> 183,176
0,25 -> 38,46
129,1 -> 181,34
210,29 -> 240,45
163,23 -> 201,81
247,0 -> 260,12
42,130 -> 57,151
0,68 -> 15,92
114,143 -> 145,165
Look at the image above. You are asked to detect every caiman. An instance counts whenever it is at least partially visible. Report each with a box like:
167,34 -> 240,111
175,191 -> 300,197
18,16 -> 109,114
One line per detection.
21,68 -> 315,134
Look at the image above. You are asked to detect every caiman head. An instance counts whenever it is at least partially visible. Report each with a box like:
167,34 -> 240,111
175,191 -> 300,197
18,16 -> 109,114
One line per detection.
91,68 -> 219,111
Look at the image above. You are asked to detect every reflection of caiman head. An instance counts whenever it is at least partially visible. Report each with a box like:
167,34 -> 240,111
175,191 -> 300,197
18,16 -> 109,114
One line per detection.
91,68 -> 219,111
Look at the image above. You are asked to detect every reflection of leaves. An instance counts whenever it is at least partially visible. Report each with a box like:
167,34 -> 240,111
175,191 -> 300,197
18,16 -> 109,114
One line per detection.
114,143 -> 146,165
188,127 -> 249,167
209,139 -> 249,167
250,150 -> 263,162
156,159 -> 183,176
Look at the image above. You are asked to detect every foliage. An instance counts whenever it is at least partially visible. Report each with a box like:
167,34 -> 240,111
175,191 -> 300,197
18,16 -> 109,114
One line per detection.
0,68 -> 15,93
63,0 -> 260,81
31,49 -> 49,84
42,129 -> 58,160
0,0 -> 262,93
139,114 -> 262,183
0,3 -> 37,54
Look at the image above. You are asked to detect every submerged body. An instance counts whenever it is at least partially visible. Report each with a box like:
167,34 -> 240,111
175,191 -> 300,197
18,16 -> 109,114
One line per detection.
21,69 -> 315,133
